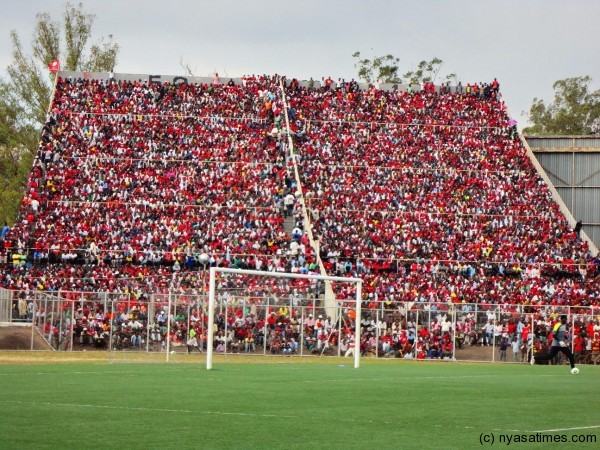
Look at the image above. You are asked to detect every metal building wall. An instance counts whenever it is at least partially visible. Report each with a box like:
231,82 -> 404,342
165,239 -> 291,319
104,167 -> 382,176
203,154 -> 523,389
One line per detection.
528,136 -> 600,251
530,137 -> 600,149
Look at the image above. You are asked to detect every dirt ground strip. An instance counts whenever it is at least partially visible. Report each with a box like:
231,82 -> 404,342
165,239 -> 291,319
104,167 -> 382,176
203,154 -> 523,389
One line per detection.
0,325 -> 50,351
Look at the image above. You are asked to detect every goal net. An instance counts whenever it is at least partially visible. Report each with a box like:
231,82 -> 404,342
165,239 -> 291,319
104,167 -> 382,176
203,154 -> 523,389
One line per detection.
205,267 -> 363,369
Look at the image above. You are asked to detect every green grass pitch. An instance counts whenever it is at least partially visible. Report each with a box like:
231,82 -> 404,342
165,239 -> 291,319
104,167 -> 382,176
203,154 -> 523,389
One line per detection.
1,358 -> 599,449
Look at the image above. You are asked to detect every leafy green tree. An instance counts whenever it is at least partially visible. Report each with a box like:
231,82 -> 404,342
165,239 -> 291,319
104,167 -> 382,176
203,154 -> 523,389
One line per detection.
0,2 -> 119,223
352,51 -> 456,86
403,57 -> 456,86
6,2 -> 119,134
0,83 -> 38,224
523,76 -> 600,135
352,51 -> 401,85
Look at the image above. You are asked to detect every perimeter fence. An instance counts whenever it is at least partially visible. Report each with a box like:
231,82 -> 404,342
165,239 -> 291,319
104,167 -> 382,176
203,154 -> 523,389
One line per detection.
1,288 -> 598,365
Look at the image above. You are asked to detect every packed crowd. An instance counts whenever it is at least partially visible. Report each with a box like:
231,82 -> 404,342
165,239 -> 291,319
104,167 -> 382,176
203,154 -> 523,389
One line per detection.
25,291 -> 471,360
0,73 -> 598,312
1,75 -> 319,294
283,79 -> 599,307
38,287 -> 600,364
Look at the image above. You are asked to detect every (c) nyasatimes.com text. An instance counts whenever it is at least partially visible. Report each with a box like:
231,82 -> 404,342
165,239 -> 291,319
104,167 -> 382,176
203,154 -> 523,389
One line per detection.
479,432 -> 597,445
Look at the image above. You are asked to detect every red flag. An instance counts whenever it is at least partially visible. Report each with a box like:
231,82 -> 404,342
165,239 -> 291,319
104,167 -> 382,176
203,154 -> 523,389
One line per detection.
48,59 -> 60,72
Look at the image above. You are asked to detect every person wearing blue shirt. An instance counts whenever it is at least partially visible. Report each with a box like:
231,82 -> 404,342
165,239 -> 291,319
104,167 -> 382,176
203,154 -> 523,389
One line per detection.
1,222 -> 9,240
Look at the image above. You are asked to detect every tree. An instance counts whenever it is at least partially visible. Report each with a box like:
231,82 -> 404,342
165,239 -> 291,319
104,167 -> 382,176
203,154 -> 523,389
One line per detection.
352,51 -> 456,86
402,57 -> 456,86
0,85 -> 38,224
5,2 -> 119,134
0,2 -> 119,223
523,76 -> 600,135
352,51 -> 401,85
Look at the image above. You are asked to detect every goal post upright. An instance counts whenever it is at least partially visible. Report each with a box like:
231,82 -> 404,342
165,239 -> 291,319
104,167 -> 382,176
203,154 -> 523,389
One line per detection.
354,279 -> 362,369
207,267 -> 217,370
205,267 -> 362,370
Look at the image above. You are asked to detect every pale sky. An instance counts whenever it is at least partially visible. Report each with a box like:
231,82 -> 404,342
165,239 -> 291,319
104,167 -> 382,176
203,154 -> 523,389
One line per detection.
1,0 -> 599,129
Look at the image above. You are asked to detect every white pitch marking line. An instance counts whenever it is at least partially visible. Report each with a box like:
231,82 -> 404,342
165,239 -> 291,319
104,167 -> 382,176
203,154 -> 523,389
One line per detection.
2,400 -> 297,419
302,375 -> 501,383
530,425 -> 600,433
0,370 -> 141,376
434,425 -> 523,432
0,367 -> 195,376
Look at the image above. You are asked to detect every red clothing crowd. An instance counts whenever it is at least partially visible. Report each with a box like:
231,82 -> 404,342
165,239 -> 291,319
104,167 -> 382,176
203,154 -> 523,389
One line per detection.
0,74 -> 598,310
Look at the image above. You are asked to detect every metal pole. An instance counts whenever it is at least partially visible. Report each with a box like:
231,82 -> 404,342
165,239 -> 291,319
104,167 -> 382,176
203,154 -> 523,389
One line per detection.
354,281 -> 362,369
145,297 -> 150,353
108,298 -> 114,353
45,297 -> 50,342
375,309 -> 380,358
337,304 -> 342,357
30,299 -> 36,351
492,308 -> 497,363
528,314 -> 534,365
427,304 -> 431,331
187,301 -> 191,353
263,297 -> 269,356
166,289 -> 172,362
224,300 -> 228,355
203,266 -> 207,321
300,307 -> 305,357
452,307 -> 457,362
70,300 -> 75,352
414,308 -> 419,359
571,313 -> 575,354
206,268 -> 216,370
103,294 -> 108,333
49,305 -> 55,350
201,294 -> 207,353
58,298 -> 64,351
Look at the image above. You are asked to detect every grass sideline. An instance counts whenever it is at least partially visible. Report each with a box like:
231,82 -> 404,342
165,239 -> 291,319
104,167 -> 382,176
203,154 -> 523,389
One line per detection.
0,354 -> 599,449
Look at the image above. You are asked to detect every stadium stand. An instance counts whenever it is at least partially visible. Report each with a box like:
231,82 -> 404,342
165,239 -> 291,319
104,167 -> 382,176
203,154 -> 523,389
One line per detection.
1,75 -> 318,290
283,79 -> 599,307
1,73 -> 599,355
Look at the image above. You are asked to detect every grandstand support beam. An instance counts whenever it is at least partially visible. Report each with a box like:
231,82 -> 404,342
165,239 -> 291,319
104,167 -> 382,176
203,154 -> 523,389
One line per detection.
278,79 -> 339,321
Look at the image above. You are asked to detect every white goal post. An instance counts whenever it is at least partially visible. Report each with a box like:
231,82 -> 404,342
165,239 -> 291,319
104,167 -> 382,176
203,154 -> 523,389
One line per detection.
206,267 -> 363,370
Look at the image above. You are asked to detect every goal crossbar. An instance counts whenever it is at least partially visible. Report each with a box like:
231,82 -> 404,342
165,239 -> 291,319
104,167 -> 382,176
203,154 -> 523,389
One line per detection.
206,267 -> 363,369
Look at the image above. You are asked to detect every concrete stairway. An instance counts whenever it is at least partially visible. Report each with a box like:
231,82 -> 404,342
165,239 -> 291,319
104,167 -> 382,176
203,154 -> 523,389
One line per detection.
283,215 -> 295,237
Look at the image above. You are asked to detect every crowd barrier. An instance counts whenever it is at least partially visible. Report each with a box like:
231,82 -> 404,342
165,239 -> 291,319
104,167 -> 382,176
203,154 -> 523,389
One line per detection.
1,288 -> 598,365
